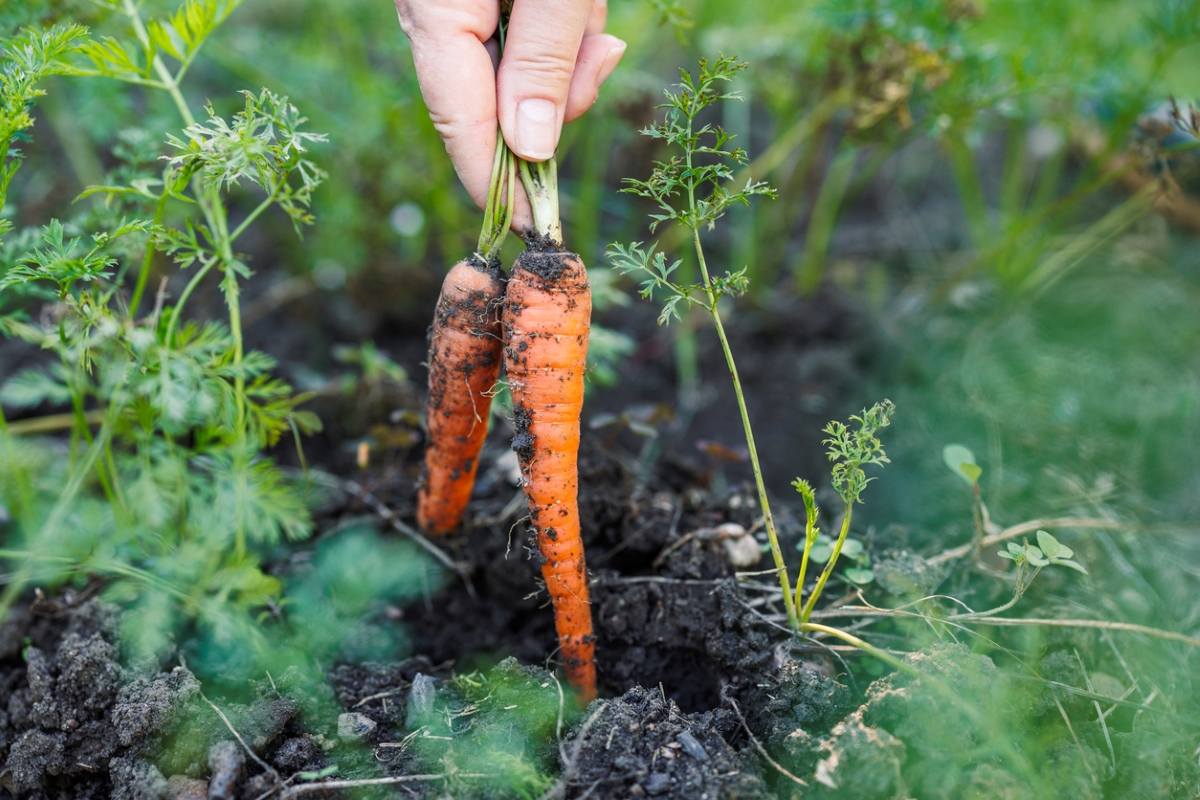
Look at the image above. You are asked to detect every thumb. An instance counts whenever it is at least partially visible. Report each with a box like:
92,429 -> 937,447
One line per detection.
496,0 -> 593,161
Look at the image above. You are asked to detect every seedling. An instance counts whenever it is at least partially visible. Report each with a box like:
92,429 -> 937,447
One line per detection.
794,400 -> 893,623
950,530 -> 1087,619
607,56 -> 791,620
943,443 -> 985,553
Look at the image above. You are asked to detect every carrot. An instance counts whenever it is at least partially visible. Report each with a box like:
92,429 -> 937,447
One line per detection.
504,157 -> 597,701
417,137 -> 515,535
417,258 -> 505,535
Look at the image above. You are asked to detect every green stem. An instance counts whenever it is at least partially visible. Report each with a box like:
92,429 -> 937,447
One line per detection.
517,157 -> 561,242
227,183 -> 279,245
129,186 -> 172,317
693,231 -> 797,628
800,503 -> 852,623
165,258 -> 218,348
477,135 -> 516,259
121,0 -> 196,128
949,565 -> 1040,619
793,493 -> 818,615
971,482 -> 984,557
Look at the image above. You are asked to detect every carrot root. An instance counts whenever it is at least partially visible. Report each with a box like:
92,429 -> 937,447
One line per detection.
503,247 -> 597,702
418,258 -> 506,536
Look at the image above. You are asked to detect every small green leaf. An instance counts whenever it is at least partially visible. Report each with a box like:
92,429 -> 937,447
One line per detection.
1051,558 -> 1088,575
843,567 -> 875,585
1007,542 -> 1025,556
298,765 -> 339,781
1036,530 -> 1073,560
997,550 -> 1015,560
809,543 -> 835,564
840,538 -> 864,559
943,444 -> 979,486
1025,545 -> 1049,567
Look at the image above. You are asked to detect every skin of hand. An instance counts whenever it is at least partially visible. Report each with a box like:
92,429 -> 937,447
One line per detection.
394,0 -> 625,231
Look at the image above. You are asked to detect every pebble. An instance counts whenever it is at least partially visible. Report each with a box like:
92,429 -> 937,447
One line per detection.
406,673 -> 437,728
723,534 -> 762,567
644,772 -> 672,795
676,730 -> 709,761
206,741 -> 244,800
337,712 -> 377,741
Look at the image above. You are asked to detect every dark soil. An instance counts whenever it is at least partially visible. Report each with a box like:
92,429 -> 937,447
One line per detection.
0,274 -> 891,799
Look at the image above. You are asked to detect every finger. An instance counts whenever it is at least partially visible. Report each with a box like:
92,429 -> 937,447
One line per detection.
564,33 -> 625,123
585,0 -> 608,35
497,0 -> 594,161
397,2 -> 500,211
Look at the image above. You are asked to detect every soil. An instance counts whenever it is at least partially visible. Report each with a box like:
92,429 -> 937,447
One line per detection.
0,282 -> 886,799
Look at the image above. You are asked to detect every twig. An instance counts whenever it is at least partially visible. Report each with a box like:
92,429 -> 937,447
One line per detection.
1053,695 -> 1097,786
726,697 -> 807,787
951,616 -> 1200,650
343,479 -> 469,575
279,773 -> 495,799
928,517 -> 1126,565
815,605 -> 1200,650
201,692 -> 280,781
1075,648 -> 1117,774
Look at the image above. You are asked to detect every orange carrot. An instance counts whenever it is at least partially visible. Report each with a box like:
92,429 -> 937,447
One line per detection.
504,153 -> 596,700
417,258 -> 506,535
417,135 -> 516,535
503,242 -> 596,702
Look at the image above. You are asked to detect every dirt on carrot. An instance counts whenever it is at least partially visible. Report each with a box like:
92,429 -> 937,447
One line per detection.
418,256 -> 506,535
503,245 -> 597,701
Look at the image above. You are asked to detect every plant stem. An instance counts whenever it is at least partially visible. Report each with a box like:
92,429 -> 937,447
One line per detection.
165,258 -> 217,348
800,503 -> 852,623
129,187 -> 171,318
517,157 -> 561,242
477,135 -> 516,259
971,481 -> 984,557
121,0 -> 196,128
793,498 -> 818,615
692,230 -> 797,627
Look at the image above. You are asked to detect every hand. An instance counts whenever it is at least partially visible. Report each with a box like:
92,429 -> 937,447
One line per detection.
395,0 -> 625,230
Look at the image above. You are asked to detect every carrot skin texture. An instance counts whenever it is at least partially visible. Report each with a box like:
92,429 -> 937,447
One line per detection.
503,249 -> 597,702
418,258 -> 506,536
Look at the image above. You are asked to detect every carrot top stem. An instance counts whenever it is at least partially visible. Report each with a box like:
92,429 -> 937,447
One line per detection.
478,134 -> 517,261
517,156 -> 562,243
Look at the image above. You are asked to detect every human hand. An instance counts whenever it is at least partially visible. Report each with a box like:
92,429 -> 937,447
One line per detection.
394,0 -> 625,231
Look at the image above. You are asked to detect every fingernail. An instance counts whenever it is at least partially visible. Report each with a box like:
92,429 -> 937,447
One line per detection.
515,98 -> 558,160
596,41 -> 626,89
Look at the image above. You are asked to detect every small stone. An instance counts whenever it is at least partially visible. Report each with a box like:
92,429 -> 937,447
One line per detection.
406,673 -> 436,728
167,776 -> 207,800
644,772 -> 671,795
629,785 -> 645,797
723,534 -> 762,568
675,730 -> 708,761
206,741 -> 243,800
337,712 -> 377,741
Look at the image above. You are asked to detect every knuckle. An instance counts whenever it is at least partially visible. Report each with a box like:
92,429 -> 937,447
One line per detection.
503,50 -> 577,90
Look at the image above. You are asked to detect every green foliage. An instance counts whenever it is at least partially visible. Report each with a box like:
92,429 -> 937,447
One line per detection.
608,56 -> 774,325
824,399 -> 895,506
998,530 -> 1087,576
0,24 -> 88,238
0,0 -> 327,662
623,55 -> 774,233
942,443 -> 981,486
